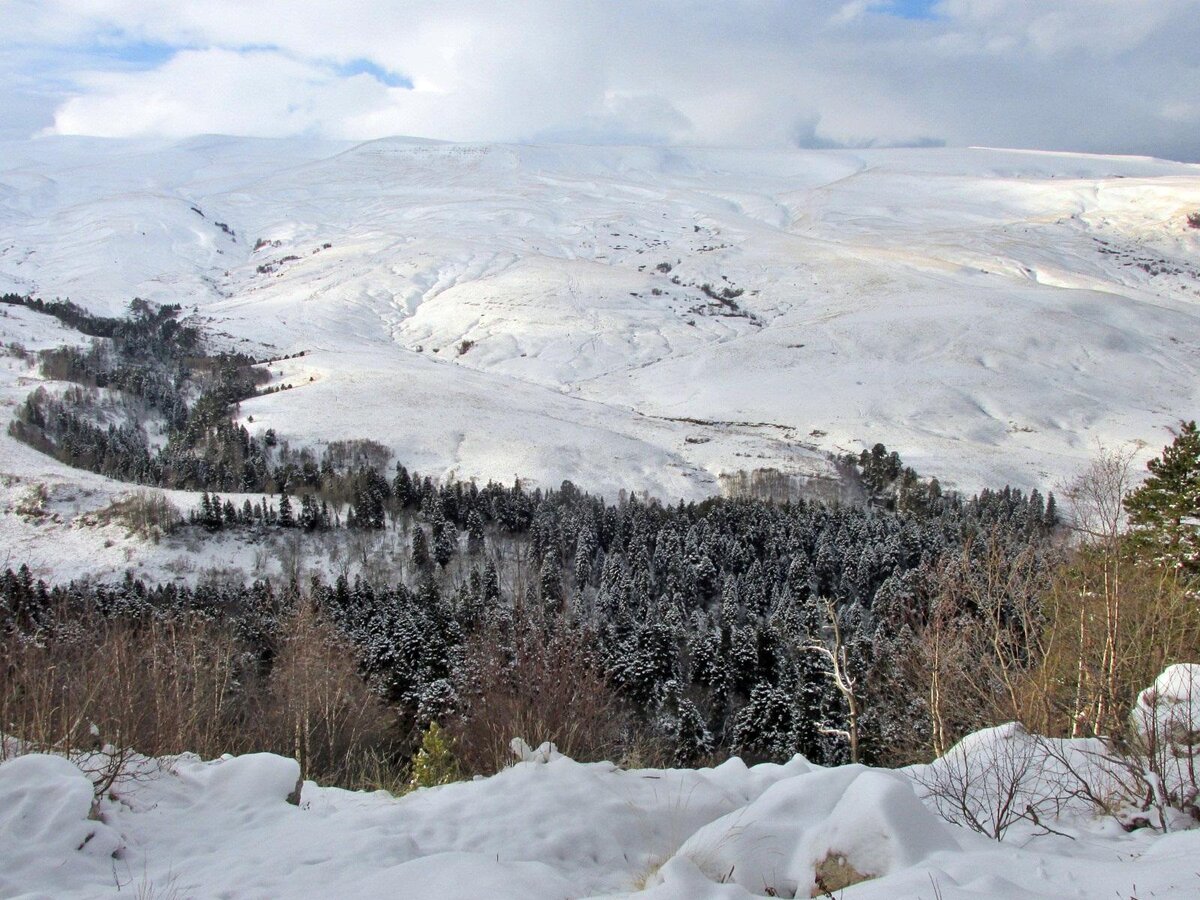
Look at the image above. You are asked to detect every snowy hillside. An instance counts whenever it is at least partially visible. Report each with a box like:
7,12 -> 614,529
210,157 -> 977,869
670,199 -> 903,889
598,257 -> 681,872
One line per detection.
2,136 -> 1199,499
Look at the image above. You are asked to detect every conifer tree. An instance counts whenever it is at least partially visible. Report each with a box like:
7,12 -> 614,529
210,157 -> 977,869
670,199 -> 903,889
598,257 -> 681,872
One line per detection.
433,519 -> 458,568
466,509 -> 486,556
1043,492 -> 1058,528
673,697 -> 715,766
538,554 -> 562,614
278,487 -> 294,528
481,560 -> 501,606
408,721 -> 461,789
411,527 -> 432,570
1126,421 -> 1200,573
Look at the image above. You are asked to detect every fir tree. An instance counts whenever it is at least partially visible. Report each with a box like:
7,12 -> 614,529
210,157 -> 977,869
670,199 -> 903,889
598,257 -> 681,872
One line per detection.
538,554 -> 562,614
408,721 -> 461,789
672,697 -> 714,766
466,509 -> 486,555
433,518 -> 458,569
411,527 -> 432,570
1126,421 -> 1200,573
278,488 -> 294,528
733,682 -> 796,762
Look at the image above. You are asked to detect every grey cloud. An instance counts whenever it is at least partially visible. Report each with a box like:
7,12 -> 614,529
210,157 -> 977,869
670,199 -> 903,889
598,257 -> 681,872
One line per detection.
2,1 -> 1197,159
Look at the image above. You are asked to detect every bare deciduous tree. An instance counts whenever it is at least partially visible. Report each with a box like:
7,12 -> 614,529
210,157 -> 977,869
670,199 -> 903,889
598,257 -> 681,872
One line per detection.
1057,444 -> 1139,735
807,597 -> 862,763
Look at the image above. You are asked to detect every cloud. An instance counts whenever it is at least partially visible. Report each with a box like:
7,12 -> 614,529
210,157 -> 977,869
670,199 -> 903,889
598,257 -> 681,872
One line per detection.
49,49 -> 397,139
4,0 -> 1198,159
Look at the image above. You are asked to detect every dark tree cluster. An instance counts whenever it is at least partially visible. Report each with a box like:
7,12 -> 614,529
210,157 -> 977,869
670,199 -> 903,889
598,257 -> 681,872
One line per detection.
1,294 -> 195,345
1,465 -> 1057,769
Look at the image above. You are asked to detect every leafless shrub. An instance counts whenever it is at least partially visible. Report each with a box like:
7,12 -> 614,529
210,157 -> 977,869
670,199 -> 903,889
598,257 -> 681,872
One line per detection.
1025,552 -> 1200,742
2,341 -> 30,361
448,614 -> 628,775
921,669 -> 1200,839
321,438 -> 392,473
0,613 -> 250,766
0,611 -> 251,803
719,467 -> 847,506
915,723 -> 1067,840
0,601 -> 406,792
1039,668 -> 1200,832
917,534 -> 1054,758
254,605 -> 403,786
92,491 -> 181,543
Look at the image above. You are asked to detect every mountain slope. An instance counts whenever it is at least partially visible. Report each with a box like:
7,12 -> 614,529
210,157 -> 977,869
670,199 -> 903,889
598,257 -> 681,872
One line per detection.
2,136 -> 1198,498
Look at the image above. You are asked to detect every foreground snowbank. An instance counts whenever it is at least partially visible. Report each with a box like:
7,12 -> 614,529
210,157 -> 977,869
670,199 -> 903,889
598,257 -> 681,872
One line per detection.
2,732 -> 1199,899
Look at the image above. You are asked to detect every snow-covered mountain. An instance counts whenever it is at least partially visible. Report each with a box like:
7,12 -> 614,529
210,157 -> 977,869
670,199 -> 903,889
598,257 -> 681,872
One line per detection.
2,135 -> 1199,499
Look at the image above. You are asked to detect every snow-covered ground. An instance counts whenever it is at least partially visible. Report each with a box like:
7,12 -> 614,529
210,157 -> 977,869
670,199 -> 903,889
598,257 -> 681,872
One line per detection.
2,722 -> 1198,899
1,136 -> 1197,505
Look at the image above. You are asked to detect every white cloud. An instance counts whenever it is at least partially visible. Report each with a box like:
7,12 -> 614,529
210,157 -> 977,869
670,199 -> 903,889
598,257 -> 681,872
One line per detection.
50,49 -> 396,139
4,0 -> 1198,158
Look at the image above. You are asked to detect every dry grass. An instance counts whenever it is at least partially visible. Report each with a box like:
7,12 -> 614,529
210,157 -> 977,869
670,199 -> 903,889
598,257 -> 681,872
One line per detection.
812,853 -> 872,896
92,492 -> 181,543
14,482 -> 50,521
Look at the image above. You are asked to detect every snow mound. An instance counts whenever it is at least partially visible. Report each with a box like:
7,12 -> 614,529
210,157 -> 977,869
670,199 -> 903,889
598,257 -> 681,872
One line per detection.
193,751 -> 303,810
1136,663 -> 1200,740
510,737 -> 564,763
1,736 -> 1198,898
665,764 -> 958,897
0,754 -> 122,895
328,850 -> 576,900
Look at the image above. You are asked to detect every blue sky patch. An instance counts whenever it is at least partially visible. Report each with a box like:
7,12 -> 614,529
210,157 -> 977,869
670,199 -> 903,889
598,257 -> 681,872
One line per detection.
91,37 -> 178,68
336,59 -> 412,89
874,0 -> 941,20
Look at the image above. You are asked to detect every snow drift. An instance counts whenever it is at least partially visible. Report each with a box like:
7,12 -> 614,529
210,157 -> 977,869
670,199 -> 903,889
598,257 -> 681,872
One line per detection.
3,666 -> 1200,899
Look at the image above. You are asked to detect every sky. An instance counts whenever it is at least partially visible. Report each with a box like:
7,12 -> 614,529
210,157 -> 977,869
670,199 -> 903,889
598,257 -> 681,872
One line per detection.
1,0 -> 1198,160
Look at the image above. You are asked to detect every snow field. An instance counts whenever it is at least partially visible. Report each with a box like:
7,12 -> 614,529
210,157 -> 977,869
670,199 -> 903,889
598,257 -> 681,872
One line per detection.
3,721 -> 1200,899
2,137 -> 1198,506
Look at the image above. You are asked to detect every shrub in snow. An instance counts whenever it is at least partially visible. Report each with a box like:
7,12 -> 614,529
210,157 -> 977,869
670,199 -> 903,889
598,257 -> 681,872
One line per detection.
197,753 -> 303,811
1031,664 -> 1200,833
912,668 -> 1200,839
1137,665 -> 1200,745
509,737 -> 563,764
409,722 -> 461,789
914,722 -> 1061,840
1130,664 -> 1200,826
